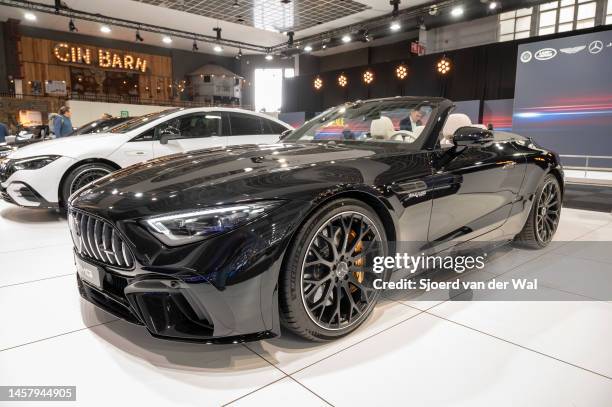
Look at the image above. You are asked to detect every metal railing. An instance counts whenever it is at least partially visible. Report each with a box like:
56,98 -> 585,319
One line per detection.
560,154 -> 612,186
0,91 -> 252,110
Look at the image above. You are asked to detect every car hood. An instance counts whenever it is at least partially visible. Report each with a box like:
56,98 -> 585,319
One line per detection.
8,132 -> 122,159
70,142 -> 390,219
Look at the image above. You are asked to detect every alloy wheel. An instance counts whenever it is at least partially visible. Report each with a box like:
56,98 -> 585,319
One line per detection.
70,168 -> 112,195
535,178 -> 561,244
300,211 -> 384,330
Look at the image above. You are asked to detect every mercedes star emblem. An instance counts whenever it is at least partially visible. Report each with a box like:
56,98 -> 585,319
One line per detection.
588,40 -> 603,54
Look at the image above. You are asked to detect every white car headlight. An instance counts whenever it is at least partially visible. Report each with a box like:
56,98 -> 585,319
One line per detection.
143,201 -> 283,246
12,155 -> 61,170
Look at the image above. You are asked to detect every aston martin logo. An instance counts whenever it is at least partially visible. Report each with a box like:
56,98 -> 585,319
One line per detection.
588,40 -> 603,54
559,45 -> 585,54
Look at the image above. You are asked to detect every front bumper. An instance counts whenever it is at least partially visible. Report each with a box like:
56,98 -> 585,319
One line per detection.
0,156 -> 75,207
0,182 -> 58,208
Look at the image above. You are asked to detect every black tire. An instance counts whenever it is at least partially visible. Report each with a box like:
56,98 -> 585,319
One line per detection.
60,162 -> 115,205
279,198 -> 387,341
515,173 -> 561,249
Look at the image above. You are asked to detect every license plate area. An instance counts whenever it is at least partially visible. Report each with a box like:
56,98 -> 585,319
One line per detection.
75,255 -> 104,289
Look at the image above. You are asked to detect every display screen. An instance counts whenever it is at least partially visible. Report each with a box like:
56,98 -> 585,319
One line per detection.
513,29 -> 612,156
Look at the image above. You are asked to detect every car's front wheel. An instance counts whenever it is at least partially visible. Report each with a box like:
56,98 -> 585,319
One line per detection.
279,198 -> 387,341
60,162 -> 115,205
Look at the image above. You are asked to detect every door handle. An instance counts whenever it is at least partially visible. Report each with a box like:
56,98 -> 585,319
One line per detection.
125,151 -> 147,156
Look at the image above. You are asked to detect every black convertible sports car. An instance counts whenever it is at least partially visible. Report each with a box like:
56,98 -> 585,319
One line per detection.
67,97 -> 563,343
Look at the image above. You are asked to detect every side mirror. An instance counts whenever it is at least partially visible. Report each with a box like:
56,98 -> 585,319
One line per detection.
279,129 -> 292,142
453,126 -> 493,147
159,127 -> 180,145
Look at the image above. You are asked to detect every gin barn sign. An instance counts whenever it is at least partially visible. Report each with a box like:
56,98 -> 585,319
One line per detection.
53,43 -> 148,73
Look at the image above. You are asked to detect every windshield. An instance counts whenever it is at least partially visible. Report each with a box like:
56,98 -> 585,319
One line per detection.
109,108 -> 182,134
286,99 -> 436,148
70,117 -> 131,136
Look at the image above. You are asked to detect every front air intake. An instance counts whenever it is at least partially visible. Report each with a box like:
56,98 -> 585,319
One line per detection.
68,209 -> 134,269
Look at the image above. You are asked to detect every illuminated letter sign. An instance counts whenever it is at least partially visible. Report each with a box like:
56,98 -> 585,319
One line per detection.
53,43 -> 148,72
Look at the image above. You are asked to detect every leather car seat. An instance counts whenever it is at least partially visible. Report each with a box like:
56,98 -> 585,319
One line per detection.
370,116 -> 395,140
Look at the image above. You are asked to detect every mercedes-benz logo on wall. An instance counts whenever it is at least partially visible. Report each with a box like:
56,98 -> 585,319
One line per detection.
588,40 -> 603,54
520,50 -> 532,63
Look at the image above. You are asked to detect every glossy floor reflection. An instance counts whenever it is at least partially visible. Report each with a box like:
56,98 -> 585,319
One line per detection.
0,201 -> 611,406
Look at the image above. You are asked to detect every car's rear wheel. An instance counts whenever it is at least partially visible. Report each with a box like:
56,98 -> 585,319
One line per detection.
515,173 -> 561,248
60,162 -> 115,205
279,198 -> 387,341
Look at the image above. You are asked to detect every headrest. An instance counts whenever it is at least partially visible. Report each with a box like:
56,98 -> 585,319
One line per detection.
370,116 -> 394,140
442,113 -> 472,137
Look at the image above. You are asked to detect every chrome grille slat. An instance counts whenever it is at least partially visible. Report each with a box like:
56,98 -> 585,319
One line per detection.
69,209 -> 135,270
101,223 -> 115,266
111,229 -> 124,267
87,217 -> 99,260
93,219 -> 107,263
121,242 -> 132,268
79,213 -> 94,258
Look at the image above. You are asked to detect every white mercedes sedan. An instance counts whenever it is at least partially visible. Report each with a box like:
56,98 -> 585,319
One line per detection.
0,107 -> 291,208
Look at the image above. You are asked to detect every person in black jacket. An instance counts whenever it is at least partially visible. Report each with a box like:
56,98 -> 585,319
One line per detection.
399,106 -> 425,132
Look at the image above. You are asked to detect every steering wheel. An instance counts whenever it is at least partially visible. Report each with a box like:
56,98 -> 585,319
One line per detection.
392,130 -> 418,143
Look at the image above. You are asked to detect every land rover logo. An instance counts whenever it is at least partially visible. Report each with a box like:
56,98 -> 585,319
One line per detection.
588,40 -> 603,54
534,48 -> 557,61
520,50 -> 532,63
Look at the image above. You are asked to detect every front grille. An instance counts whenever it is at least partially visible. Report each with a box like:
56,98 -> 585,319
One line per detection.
0,160 -> 15,183
69,209 -> 135,269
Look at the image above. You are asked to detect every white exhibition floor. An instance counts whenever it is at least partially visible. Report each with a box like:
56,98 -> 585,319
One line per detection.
0,200 -> 611,406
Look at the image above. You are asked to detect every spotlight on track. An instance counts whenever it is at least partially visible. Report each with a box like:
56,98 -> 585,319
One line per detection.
304,44 -> 313,52
390,0 -> 400,17
437,56 -> 451,75
213,27 -> 222,41
68,18 -> 77,32
192,39 -> 199,51
236,48 -> 243,60
489,2 -> 498,10
358,29 -> 372,42
162,36 -> 172,44
265,52 -> 274,61
429,5 -> 439,16
287,31 -> 294,47
214,44 -> 223,52
342,34 -> 352,43
135,29 -> 144,42
390,21 -> 401,31
24,12 -> 37,21
100,25 -> 111,34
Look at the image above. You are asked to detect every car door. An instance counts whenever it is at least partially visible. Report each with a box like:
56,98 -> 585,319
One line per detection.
153,112 -> 227,158
107,128 -> 155,167
427,138 -> 526,252
227,112 -> 278,146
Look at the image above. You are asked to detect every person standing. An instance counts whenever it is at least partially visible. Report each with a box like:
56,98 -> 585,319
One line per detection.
53,106 -> 73,137
0,121 -> 8,143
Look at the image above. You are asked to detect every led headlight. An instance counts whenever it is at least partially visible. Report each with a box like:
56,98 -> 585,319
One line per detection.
143,201 -> 283,246
12,155 -> 61,170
